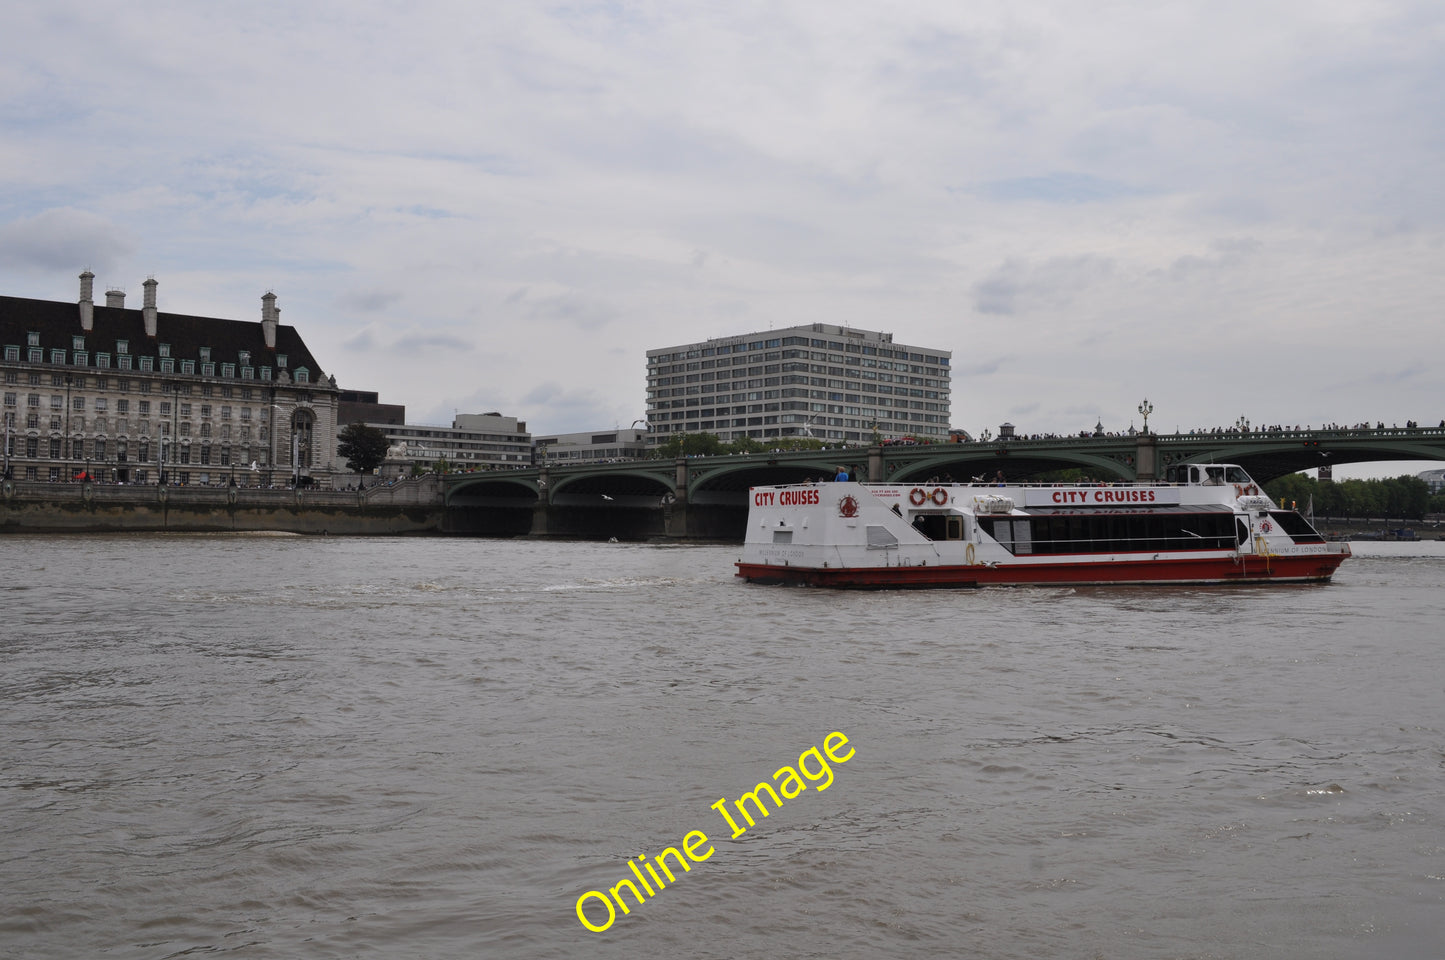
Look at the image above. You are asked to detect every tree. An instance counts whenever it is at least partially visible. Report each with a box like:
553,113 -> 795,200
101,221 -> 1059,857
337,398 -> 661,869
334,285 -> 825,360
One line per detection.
337,422 -> 389,485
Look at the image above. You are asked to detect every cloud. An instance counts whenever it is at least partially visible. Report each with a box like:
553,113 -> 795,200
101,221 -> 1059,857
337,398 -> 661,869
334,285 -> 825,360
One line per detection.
524,293 -> 619,332
337,290 -> 402,312
0,208 -> 135,273
973,256 -> 1114,316
978,172 -> 1144,204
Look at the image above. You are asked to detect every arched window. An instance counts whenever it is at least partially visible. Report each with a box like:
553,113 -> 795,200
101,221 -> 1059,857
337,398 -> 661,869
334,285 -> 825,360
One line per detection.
291,409 -> 315,468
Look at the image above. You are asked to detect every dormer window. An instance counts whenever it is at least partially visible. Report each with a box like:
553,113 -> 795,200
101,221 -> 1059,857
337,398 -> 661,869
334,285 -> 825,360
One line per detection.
27,332 -> 40,347
199,347 -> 211,362
72,336 -> 86,351
260,366 -> 272,381
181,360 -> 195,375
295,368 -> 310,384
277,354 -> 287,368
238,351 -> 250,366
158,344 -> 171,358
117,340 -> 129,355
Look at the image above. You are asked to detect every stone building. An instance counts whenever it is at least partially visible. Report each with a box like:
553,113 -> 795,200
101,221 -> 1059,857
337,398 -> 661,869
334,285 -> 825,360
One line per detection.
1,272 -> 339,486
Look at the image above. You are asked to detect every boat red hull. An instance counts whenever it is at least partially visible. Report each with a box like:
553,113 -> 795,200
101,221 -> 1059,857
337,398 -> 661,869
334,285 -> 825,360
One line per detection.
736,551 -> 1348,588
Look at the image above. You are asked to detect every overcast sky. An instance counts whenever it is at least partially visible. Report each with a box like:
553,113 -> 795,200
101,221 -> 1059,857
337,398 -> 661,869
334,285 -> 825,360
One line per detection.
2,2 -> 1441,474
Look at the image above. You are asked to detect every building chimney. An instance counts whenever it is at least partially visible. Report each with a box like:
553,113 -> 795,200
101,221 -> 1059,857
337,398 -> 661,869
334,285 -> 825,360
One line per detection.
106,289 -> 126,309
143,277 -> 158,338
261,291 -> 278,350
79,269 -> 95,332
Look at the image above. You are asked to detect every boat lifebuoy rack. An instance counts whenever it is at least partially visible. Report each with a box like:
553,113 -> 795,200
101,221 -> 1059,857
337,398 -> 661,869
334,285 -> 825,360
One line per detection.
909,488 -> 927,506
930,488 -> 949,506
1233,482 -> 1260,497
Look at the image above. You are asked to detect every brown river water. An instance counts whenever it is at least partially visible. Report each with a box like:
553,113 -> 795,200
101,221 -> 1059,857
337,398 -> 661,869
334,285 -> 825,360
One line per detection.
2,535 -> 1443,959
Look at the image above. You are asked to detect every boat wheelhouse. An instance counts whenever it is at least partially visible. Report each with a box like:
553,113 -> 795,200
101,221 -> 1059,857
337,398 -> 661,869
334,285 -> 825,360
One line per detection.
736,463 -> 1349,588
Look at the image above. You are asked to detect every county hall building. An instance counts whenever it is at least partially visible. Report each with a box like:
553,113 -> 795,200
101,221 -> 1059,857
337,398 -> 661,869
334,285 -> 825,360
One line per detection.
1,272 -> 339,486
645,323 -> 952,448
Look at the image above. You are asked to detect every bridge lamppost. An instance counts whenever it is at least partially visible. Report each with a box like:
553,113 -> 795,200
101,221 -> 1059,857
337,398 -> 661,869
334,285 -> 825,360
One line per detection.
1138,398 -> 1153,435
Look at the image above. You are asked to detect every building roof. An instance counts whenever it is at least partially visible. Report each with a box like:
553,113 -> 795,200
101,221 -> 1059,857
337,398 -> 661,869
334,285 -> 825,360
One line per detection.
0,294 -> 329,379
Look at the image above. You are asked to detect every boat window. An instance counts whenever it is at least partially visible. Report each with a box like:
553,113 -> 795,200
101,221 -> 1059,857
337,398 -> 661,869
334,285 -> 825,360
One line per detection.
946,516 -> 964,541
1236,518 -> 1250,545
1011,519 -> 1032,554
1225,466 -> 1253,484
1204,467 -> 1226,485
866,525 -> 898,548
984,510 -> 1236,554
1268,510 -> 1325,543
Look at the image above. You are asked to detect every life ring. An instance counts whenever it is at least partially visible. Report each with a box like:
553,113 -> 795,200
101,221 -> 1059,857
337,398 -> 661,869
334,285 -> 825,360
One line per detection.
930,487 -> 949,506
1234,483 -> 1259,497
909,488 -> 927,506
965,542 -> 976,565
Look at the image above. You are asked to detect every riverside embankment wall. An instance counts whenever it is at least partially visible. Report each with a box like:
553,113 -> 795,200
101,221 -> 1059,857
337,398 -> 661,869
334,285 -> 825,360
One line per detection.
0,477 -> 444,535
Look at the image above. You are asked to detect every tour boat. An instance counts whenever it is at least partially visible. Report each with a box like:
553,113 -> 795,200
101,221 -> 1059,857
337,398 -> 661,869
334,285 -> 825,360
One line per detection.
736,463 -> 1350,587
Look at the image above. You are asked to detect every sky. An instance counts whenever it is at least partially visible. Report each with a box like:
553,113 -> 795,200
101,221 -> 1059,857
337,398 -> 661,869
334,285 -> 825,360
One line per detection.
1,1 -> 1441,477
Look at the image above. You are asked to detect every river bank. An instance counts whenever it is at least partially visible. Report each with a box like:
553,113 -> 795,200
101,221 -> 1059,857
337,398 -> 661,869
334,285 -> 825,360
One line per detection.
0,477 -> 445,535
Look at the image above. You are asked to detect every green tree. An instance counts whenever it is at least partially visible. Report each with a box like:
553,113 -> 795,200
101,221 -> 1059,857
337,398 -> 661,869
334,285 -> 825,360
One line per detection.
336,422 -> 389,486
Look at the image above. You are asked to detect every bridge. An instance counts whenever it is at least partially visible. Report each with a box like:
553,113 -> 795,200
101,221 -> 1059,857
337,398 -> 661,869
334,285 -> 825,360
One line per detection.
441,425 -> 1445,539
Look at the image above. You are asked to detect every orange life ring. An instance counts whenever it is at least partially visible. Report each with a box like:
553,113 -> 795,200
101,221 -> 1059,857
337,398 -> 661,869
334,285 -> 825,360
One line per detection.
909,487 -> 927,506
930,487 -> 948,506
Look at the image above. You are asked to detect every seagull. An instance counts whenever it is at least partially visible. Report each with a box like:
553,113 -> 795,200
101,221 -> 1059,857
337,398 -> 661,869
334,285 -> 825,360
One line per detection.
601,494 -> 614,500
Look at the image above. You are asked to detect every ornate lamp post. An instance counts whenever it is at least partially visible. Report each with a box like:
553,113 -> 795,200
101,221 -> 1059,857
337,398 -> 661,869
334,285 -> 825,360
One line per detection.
1138,398 -> 1154,435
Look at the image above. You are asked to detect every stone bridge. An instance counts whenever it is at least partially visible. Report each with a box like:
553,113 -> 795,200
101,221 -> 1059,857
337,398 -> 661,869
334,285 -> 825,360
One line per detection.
442,425 -> 1445,539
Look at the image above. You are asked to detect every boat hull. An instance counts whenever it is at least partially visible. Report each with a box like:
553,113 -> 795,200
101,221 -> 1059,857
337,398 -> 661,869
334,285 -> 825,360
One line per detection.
736,550 -> 1348,588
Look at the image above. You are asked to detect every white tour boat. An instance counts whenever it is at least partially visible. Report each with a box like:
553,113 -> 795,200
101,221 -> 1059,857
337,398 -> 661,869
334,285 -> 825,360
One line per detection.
736,463 -> 1350,587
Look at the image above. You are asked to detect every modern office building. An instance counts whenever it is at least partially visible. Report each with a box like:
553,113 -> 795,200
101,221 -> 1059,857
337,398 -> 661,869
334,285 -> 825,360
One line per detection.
337,388 -> 406,427
362,412 -> 533,477
533,428 -> 647,464
2,272 -> 339,486
645,323 -> 951,447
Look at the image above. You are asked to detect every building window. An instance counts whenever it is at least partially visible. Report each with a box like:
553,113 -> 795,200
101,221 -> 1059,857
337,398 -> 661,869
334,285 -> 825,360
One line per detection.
222,363 -> 235,378
199,347 -> 211,362
27,332 -> 39,347
277,354 -> 287,368
159,344 -> 171,358
139,357 -> 153,372
160,359 -> 174,373
117,340 -> 128,355
295,368 -> 310,384
238,351 -> 250,366
3,346 -> 17,362
201,363 -> 215,376
51,350 -> 66,364
181,360 -> 195,375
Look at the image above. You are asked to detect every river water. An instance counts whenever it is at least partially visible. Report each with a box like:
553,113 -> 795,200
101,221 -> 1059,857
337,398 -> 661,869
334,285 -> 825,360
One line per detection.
2,535 -> 1442,959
